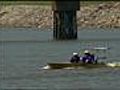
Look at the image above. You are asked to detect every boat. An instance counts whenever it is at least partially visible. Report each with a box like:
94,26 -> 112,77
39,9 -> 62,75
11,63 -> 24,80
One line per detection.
42,62 -> 120,69
45,62 -> 107,69
42,47 -> 120,69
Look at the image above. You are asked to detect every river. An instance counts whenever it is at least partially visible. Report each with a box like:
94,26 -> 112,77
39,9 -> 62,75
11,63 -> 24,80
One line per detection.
0,28 -> 120,89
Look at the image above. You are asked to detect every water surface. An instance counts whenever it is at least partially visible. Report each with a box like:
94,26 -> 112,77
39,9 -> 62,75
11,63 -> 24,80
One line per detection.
0,28 -> 120,89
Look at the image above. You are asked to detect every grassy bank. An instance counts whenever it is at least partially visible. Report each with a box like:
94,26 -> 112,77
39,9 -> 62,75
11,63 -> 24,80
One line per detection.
0,1 -> 114,5
0,1 -> 52,5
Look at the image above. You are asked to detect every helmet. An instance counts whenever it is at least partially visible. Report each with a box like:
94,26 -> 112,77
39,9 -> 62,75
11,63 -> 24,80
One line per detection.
84,50 -> 89,54
73,52 -> 78,56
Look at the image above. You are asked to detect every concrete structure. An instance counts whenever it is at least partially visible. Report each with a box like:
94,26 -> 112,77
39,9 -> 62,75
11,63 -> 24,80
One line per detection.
52,1 -> 80,40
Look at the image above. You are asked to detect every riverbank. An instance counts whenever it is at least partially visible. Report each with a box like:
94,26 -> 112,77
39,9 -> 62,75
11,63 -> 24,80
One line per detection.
0,1 -> 120,29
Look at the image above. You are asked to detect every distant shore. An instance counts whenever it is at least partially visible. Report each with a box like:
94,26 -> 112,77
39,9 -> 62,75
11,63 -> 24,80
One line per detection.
0,1 -> 120,29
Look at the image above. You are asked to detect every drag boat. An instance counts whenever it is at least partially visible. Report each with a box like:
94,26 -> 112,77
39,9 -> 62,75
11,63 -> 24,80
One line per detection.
42,47 -> 120,69
46,62 -> 106,69
42,62 -> 120,69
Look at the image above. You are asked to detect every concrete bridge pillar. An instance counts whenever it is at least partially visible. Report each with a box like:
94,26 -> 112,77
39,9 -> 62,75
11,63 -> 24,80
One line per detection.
52,1 -> 80,40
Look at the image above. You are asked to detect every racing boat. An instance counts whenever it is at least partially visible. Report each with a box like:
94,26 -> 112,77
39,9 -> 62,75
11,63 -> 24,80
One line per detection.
42,62 -> 120,69
46,62 -> 106,69
42,47 -> 120,69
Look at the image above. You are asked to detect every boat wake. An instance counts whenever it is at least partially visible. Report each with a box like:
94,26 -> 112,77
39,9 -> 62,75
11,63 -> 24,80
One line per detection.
106,62 -> 120,68
41,65 -> 83,70
41,65 -> 51,70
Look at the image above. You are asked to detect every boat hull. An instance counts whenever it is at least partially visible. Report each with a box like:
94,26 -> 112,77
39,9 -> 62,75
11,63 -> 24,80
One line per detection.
47,62 -> 107,69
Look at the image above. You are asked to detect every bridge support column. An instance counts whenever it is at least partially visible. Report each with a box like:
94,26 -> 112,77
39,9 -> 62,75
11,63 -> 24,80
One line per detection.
53,11 -> 77,39
52,1 -> 80,40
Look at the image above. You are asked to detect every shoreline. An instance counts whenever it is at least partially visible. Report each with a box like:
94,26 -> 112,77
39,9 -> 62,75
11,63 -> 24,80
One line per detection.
0,1 -> 120,29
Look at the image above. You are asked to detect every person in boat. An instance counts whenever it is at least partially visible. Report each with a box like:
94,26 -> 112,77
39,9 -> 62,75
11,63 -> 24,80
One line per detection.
70,52 -> 80,63
80,50 -> 97,64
